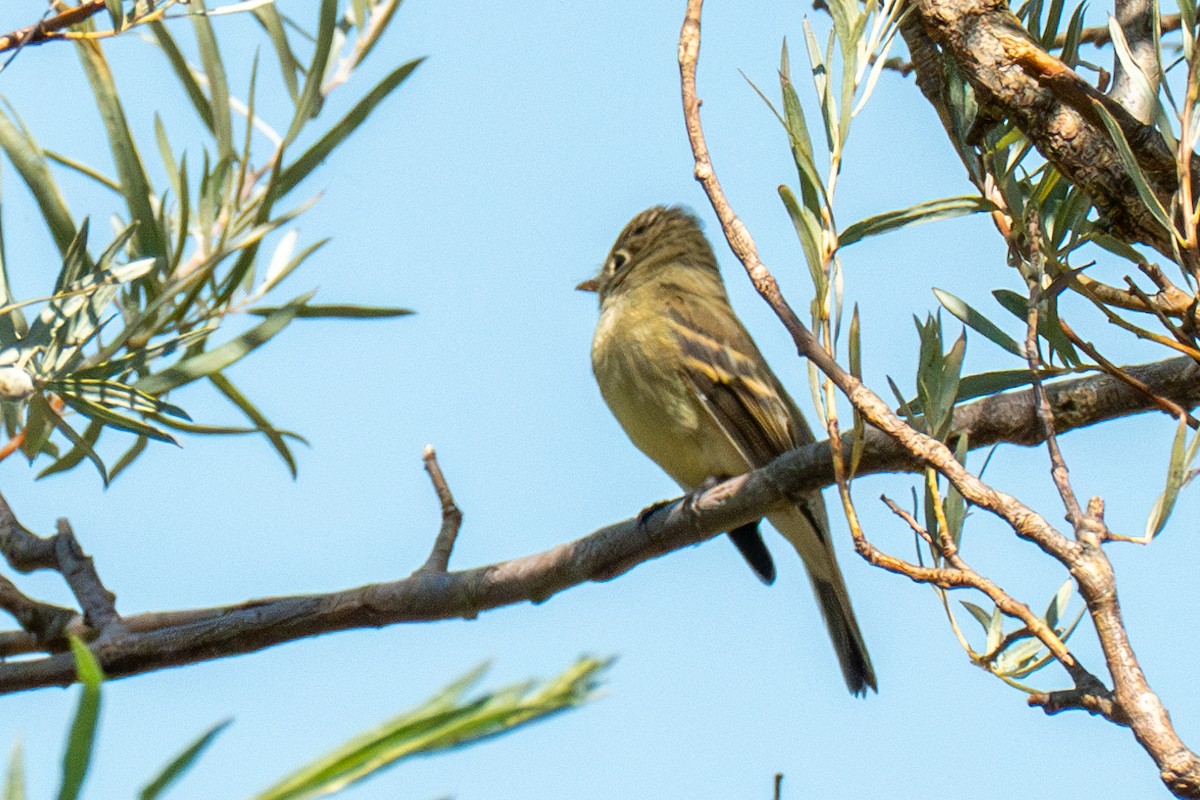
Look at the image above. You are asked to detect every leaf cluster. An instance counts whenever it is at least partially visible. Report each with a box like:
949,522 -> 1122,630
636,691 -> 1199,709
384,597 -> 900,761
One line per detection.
4,641 -> 607,800
0,0 -> 415,482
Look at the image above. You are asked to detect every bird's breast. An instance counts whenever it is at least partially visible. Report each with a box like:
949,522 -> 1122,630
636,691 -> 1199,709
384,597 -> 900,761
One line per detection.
590,298 -> 739,487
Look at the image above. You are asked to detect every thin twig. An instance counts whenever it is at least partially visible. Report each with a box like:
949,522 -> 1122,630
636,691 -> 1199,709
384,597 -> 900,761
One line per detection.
0,493 -> 120,634
881,495 -> 1088,683
1060,319 -> 1199,426
1025,217 -> 1084,525
1029,685 -> 1127,721
52,519 -> 120,632
0,575 -> 78,645
0,1 -> 104,53
419,446 -> 463,573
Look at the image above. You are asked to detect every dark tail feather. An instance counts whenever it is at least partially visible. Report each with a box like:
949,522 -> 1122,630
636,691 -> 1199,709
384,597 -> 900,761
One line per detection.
728,522 -> 776,584
813,578 -> 877,695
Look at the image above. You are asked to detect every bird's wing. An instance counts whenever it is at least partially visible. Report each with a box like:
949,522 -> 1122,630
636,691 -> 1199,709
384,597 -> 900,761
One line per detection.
662,299 -> 803,469
664,296 -> 876,693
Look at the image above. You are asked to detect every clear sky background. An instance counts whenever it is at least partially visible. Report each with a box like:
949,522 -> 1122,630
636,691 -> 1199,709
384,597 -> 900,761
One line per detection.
0,1 -> 1195,798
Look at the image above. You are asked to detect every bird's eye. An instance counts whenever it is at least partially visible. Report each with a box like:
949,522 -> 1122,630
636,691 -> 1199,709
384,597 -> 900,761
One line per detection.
610,249 -> 630,272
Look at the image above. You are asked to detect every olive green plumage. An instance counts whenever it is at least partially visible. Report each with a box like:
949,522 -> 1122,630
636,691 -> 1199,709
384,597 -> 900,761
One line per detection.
579,206 -> 876,695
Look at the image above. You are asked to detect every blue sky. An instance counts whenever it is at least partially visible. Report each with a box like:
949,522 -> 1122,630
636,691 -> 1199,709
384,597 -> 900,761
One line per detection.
0,0 -> 1195,798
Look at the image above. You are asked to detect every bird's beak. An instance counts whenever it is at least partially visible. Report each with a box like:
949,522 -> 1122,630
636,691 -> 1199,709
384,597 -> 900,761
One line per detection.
575,277 -> 600,293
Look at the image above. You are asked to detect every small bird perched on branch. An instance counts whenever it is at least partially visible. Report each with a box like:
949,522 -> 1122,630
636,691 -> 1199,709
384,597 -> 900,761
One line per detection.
578,205 -> 875,695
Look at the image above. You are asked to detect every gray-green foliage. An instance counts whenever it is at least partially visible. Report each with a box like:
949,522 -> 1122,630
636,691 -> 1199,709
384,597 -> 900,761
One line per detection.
0,0 -> 416,483
3,643 -> 607,800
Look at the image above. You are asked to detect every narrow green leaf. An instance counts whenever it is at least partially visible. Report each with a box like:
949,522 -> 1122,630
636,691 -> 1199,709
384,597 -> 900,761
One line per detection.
778,40 -> 818,199
4,740 -> 23,800
348,0 -> 401,69
1045,578 -> 1073,629
960,601 -> 992,631
37,419 -> 104,480
154,115 -> 180,199
139,720 -> 232,800
209,373 -> 297,477
1145,415 -> 1200,537
190,0 -> 235,159
253,6 -> 301,101
778,186 -> 825,294
43,151 -> 121,195
55,221 -> 93,295
1040,0 -> 1066,46
0,105 -> 76,254
276,58 -> 423,198
20,394 -> 54,460
944,434 -> 968,546
253,657 -> 608,800
57,392 -> 177,446
984,605 -> 1003,654
802,20 -> 839,153
57,638 -> 104,800
933,288 -> 1024,357
991,289 -> 1080,366
247,303 -> 413,319
848,304 -> 865,477
153,414 -> 307,441
75,41 -> 165,259
104,0 -> 125,32
284,0 -> 340,144
840,196 -> 994,247
135,292 -> 311,395
935,332 -> 967,436
148,22 -> 216,133
852,22 -> 899,117
1179,0 -> 1196,59
73,327 -> 215,382
259,236 -> 328,295
108,435 -> 148,481
44,408 -> 109,482
1059,2 -> 1087,66
1091,98 -> 1176,239
52,379 -> 188,419
1085,230 -> 1146,263
994,634 -> 1045,674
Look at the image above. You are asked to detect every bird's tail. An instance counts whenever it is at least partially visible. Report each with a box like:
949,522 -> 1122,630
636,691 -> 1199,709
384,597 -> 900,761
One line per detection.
766,500 -> 876,696
727,521 -> 776,584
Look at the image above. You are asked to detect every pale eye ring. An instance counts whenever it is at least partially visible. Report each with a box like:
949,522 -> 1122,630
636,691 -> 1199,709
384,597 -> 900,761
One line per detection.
610,249 -> 630,272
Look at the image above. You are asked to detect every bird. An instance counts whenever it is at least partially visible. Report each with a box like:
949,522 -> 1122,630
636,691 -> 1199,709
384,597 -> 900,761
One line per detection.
578,205 -> 875,695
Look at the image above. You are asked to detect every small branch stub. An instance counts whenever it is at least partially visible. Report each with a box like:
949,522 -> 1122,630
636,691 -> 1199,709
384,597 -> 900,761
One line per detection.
420,446 -> 463,573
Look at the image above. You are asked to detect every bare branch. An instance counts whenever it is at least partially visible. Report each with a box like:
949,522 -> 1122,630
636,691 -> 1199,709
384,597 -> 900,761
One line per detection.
0,496 -> 120,634
0,353 -> 1191,689
1026,220 -> 1085,524
1029,686 -> 1127,722
0,575 -> 78,645
878,496 -> 1091,684
419,445 -> 463,573
51,519 -> 120,632
909,0 -> 1195,264
1060,321 -> 1199,426
0,2 -> 105,53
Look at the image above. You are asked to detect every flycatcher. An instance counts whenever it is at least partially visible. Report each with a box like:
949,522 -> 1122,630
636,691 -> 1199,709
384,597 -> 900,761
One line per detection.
578,205 -> 875,695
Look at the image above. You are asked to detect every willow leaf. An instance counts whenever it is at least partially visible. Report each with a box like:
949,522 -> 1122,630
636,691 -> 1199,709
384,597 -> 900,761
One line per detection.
840,196 -> 994,248
276,57 -> 423,198
134,292 -> 311,395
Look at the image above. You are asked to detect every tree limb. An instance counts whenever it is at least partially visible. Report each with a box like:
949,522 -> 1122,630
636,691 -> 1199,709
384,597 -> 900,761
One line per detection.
0,354 -> 1194,693
907,0 -> 1195,264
